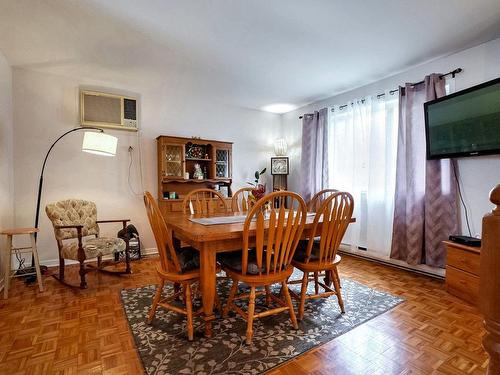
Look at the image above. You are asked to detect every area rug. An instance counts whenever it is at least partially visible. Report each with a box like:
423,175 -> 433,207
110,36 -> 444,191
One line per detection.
121,271 -> 404,375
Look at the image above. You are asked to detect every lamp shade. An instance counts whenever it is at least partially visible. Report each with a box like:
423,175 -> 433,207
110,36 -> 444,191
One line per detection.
82,131 -> 117,156
274,138 -> 288,156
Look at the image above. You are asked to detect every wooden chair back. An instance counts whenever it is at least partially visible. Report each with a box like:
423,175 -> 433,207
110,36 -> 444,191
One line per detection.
307,188 -> 339,212
231,187 -> 254,212
143,191 -> 182,273
241,191 -> 307,276
304,192 -> 354,264
182,188 -> 228,215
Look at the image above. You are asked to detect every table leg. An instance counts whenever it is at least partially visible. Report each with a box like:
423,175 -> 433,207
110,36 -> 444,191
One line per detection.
200,244 -> 217,338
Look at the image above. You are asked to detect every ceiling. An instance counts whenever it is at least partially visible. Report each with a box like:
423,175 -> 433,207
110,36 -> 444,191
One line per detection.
1,0 -> 500,112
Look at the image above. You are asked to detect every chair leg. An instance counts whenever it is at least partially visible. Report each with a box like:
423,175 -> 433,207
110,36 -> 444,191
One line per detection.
124,239 -> 131,274
79,261 -> 87,289
185,283 -> 194,341
223,281 -> 238,317
58,257 -> 65,281
97,256 -> 102,270
282,281 -> 298,329
246,286 -> 256,345
265,285 -> 272,307
333,267 -> 341,288
214,292 -> 222,314
298,271 -> 309,320
314,272 -> 319,295
332,271 -> 345,313
174,282 -> 181,301
147,279 -> 165,324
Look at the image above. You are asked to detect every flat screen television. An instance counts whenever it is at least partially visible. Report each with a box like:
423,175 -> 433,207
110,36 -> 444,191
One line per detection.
424,77 -> 500,159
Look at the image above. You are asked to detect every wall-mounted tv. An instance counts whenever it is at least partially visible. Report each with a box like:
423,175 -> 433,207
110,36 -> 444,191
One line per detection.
424,77 -> 500,160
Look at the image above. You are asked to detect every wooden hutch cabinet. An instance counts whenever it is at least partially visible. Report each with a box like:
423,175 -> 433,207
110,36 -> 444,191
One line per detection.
156,135 -> 233,215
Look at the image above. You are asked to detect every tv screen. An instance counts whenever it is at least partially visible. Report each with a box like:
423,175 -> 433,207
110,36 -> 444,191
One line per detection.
424,77 -> 500,159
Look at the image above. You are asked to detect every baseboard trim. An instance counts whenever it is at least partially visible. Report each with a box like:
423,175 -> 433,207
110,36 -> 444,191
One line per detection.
40,247 -> 159,268
339,246 -> 445,280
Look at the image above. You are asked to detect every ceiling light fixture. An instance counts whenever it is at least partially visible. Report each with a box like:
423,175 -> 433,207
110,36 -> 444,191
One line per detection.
261,103 -> 297,114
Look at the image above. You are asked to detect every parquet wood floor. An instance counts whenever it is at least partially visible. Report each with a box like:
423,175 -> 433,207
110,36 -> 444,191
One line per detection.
0,255 -> 488,374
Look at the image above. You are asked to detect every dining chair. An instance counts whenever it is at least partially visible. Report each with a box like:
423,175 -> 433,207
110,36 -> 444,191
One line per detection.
45,199 -> 131,289
144,191 -> 219,340
289,192 -> 354,320
182,188 -> 229,215
219,191 -> 307,344
306,188 -> 341,285
231,187 -> 254,212
307,188 -> 339,212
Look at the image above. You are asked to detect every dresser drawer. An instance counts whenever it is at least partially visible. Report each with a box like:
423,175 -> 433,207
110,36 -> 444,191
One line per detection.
446,266 -> 479,306
447,246 -> 480,276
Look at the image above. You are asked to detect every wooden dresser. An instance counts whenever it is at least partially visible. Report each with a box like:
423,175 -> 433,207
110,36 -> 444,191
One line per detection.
444,240 -> 481,306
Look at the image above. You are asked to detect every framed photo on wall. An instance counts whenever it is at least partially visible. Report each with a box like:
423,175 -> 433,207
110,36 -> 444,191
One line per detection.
271,157 -> 289,175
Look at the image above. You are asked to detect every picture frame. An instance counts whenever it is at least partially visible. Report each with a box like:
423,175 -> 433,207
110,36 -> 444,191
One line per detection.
271,157 -> 289,175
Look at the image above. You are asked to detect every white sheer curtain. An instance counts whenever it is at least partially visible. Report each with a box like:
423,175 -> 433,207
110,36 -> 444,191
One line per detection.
328,94 -> 398,256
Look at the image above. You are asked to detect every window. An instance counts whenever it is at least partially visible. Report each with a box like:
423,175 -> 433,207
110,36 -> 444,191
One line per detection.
328,94 -> 398,255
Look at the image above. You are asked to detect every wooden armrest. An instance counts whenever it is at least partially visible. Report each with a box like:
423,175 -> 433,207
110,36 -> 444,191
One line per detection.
96,219 -> 130,224
55,224 -> 84,229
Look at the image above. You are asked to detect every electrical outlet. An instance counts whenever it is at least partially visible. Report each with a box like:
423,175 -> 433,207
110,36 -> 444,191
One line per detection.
128,146 -> 134,152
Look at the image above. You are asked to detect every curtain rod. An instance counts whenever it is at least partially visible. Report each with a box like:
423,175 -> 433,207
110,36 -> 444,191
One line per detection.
299,68 -> 463,119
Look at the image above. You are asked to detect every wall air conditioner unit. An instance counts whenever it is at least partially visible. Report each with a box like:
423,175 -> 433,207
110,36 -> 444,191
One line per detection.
80,90 -> 138,131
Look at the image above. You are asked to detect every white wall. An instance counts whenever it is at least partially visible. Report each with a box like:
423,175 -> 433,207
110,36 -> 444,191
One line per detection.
282,37 -> 500,237
12,68 -> 281,264
0,50 -> 14,280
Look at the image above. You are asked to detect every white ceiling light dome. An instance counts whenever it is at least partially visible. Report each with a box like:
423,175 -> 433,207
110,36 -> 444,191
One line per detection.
261,103 -> 297,114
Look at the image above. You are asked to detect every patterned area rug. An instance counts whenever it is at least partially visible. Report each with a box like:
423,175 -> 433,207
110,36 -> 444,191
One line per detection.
121,271 -> 404,375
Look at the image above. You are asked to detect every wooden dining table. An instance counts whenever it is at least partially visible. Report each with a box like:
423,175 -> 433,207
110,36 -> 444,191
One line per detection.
164,211 -> 355,338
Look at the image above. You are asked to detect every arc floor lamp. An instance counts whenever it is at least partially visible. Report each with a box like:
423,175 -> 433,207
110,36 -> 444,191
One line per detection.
28,126 -> 118,279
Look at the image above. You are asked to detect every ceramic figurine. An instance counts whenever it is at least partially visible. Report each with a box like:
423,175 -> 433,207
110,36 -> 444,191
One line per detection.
193,163 -> 204,180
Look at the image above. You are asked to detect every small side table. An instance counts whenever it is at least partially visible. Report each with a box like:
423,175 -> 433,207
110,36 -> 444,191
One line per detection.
443,240 -> 481,306
1,227 -> 44,299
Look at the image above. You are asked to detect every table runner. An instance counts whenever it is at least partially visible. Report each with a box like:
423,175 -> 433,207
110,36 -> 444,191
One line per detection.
189,212 -> 316,226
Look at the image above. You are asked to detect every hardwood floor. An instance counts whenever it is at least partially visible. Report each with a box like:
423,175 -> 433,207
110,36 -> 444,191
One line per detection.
0,255 -> 488,374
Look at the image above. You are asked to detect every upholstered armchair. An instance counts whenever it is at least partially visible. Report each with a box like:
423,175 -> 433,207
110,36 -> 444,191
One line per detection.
45,199 -> 131,288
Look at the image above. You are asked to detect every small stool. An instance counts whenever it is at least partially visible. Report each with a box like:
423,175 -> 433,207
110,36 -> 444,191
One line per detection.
1,227 -> 44,299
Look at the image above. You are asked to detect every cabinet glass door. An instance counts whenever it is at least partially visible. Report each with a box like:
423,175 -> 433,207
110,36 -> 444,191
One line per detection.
215,148 -> 231,178
162,144 -> 184,178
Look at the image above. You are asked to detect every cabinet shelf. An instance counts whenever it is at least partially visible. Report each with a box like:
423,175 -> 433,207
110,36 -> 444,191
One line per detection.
162,178 -> 231,184
185,158 -> 212,162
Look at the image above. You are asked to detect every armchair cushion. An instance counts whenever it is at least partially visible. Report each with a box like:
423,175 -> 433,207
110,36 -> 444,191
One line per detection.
61,237 -> 126,260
